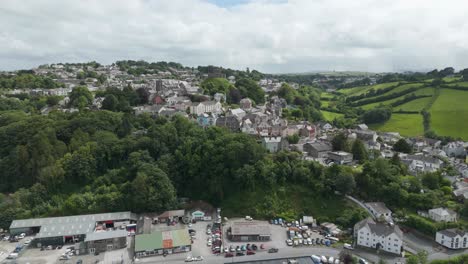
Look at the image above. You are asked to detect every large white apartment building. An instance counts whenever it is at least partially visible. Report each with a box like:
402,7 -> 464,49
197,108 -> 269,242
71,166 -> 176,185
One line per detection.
354,217 -> 403,255
190,101 -> 222,115
436,229 -> 468,249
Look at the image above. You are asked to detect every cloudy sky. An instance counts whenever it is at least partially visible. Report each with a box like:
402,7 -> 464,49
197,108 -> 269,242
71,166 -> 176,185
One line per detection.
1,0 -> 468,73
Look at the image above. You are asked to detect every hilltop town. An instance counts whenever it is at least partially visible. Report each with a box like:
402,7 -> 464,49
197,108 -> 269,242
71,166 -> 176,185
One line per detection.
0,61 -> 467,264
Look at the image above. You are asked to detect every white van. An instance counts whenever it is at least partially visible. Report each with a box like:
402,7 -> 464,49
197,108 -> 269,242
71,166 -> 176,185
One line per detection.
7,253 -> 19,259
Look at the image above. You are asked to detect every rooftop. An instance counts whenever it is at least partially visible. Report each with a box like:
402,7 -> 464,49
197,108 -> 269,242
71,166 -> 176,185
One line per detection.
355,217 -> 403,239
84,229 -> 128,242
231,222 -> 271,236
135,229 -> 191,252
365,202 -> 392,215
438,228 -> 467,238
10,211 -> 136,239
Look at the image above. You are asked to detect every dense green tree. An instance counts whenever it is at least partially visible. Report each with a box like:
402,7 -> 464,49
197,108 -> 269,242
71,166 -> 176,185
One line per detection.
235,78 -> 265,104
332,132 -> 349,151
69,86 -> 93,108
393,139 -> 412,153
200,77 -> 232,95
102,94 -> 119,111
362,108 -> 392,124
351,139 -> 367,162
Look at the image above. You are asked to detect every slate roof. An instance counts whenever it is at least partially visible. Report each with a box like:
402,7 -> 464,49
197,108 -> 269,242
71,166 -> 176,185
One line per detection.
355,217 -> 403,239
365,202 -> 392,215
429,207 -> 457,217
307,142 -> 332,152
438,228 -> 467,238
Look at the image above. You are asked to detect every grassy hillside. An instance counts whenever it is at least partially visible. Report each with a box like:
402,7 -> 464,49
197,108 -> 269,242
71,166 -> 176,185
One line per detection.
329,79 -> 468,139
394,97 -> 432,112
322,110 -> 343,121
338,82 -> 398,96
221,184 -> 358,223
369,113 -> 424,136
430,89 -> 468,140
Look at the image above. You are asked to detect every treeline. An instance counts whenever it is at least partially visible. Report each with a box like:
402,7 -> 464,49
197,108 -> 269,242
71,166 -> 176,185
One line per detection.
0,73 -> 65,89
275,83 -> 323,122
345,84 -> 400,102
116,60 -> 186,76
391,94 -> 432,108
352,85 -> 422,107
200,77 -> 265,104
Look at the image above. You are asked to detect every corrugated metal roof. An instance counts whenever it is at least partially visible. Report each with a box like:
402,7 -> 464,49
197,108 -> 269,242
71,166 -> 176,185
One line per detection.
10,212 -> 136,229
84,230 -> 128,242
135,229 -> 190,252
10,211 -> 136,239
231,222 -> 270,236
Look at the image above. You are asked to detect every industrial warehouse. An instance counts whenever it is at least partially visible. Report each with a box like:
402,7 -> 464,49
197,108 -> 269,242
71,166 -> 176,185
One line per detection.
134,229 -> 191,258
228,222 -> 271,242
9,211 -> 137,254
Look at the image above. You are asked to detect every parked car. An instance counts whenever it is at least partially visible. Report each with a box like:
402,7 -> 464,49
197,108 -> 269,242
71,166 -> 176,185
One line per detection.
344,243 -> 354,250
76,260 -> 83,264
245,216 -> 253,221
185,256 -> 194,262
260,244 -> 265,249
230,246 -> 235,252
59,255 -> 71,260
286,239 -> 293,246
307,238 -> 312,245
359,258 -> 369,264
268,248 -> 279,253
321,256 -> 328,263
236,252 -> 245,256
224,247 -> 229,253
225,253 -> 234,258
246,250 -> 255,255
251,244 -> 258,250
241,245 -> 246,251
194,256 -> 204,261
236,246 -> 241,252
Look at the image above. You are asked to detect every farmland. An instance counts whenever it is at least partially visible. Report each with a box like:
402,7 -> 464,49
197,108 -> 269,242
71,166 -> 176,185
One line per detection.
430,89 -> 468,140
368,113 -> 424,137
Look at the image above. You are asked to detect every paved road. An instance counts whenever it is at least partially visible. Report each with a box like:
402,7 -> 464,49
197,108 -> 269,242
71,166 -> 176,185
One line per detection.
136,247 -> 342,264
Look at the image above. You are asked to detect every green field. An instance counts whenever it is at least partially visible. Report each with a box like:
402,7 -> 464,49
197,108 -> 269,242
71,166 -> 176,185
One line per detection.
322,110 -> 343,121
430,89 -> 468,140
369,113 -> 424,136
376,83 -> 424,98
359,86 -> 435,110
394,97 -> 432,112
338,82 -> 398,96
321,92 -> 335,99
447,82 -> 468,88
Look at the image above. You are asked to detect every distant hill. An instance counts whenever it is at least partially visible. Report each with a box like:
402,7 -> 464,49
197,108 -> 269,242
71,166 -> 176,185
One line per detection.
321,76 -> 468,140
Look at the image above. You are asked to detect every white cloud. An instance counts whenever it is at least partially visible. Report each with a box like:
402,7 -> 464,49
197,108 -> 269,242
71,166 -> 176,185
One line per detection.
1,0 -> 468,72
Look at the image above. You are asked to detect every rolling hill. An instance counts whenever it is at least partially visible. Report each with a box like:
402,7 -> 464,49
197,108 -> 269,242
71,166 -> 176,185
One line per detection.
328,80 -> 468,139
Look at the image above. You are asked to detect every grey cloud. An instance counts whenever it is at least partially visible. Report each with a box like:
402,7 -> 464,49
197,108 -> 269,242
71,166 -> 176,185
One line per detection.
1,0 -> 468,73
